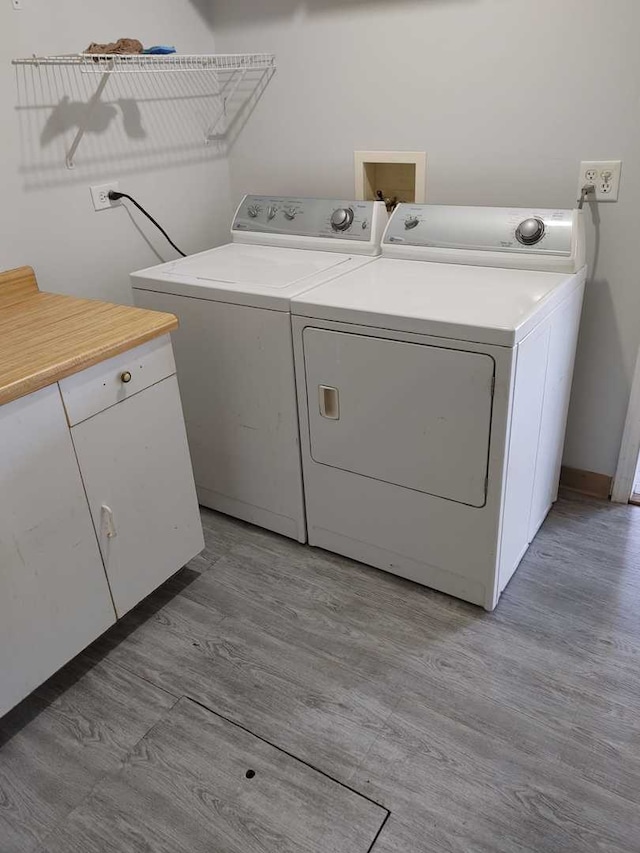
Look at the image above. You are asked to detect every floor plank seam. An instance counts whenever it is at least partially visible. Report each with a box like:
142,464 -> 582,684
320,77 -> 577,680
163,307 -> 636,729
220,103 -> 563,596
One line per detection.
32,692 -> 184,853
186,696 -> 392,818
99,655 -> 182,703
343,689 -> 408,794
198,553 -> 228,573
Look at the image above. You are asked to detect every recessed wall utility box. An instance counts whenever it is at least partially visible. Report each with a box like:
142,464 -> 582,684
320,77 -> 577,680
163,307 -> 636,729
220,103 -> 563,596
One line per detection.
354,151 -> 426,204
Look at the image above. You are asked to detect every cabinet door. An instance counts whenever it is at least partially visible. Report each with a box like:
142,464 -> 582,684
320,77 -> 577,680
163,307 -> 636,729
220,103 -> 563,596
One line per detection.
0,386 -> 116,717
70,375 -> 204,617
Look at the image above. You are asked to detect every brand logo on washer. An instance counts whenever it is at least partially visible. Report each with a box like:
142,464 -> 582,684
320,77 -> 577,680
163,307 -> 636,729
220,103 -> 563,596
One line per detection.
388,236 -> 405,243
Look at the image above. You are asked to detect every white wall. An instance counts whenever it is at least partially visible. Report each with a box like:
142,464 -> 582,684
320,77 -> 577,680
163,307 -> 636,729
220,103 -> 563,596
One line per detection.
211,0 -> 640,478
1,0 -> 231,305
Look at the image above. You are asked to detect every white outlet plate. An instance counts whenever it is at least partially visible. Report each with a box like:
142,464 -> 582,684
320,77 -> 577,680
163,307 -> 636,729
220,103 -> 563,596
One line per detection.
90,182 -> 120,211
12,0 -> 23,9
578,160 -> 622,202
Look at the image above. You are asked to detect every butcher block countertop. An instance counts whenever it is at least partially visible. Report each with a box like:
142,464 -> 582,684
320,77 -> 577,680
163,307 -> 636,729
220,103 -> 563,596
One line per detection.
0,266 -> 178,406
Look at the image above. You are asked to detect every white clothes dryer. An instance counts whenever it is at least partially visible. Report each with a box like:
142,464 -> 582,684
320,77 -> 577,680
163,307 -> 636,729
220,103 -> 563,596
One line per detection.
132,196 -> 387,542
291,204 -> 586,609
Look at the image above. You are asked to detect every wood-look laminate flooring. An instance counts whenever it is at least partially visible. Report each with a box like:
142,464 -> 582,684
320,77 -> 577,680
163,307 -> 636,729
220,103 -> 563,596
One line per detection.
39,697 -> 388,853
2,493 -> 640,852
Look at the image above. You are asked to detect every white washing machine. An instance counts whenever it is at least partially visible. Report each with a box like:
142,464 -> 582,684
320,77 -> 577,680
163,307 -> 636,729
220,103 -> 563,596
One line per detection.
291,204 -> 586,609
131,196 -> 387,542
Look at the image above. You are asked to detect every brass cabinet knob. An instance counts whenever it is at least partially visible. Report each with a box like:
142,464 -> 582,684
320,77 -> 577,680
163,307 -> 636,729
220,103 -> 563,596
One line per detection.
121,371 -> 132,384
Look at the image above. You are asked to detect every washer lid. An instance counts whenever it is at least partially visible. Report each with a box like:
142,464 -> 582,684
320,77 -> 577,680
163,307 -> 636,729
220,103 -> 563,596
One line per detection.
162,243 -> 351,289
291,258 -> 585,346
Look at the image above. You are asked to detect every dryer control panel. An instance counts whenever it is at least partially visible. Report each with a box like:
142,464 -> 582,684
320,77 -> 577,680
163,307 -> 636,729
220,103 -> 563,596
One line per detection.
382,205 -> 584,273
232,196 -> 387,254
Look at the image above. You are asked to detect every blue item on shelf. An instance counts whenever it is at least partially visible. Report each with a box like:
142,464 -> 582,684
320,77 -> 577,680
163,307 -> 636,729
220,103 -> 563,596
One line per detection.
143,46 -> 177,55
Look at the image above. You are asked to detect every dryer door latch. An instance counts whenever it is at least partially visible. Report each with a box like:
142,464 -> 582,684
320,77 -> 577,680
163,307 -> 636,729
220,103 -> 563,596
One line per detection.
319,385 -> 340,420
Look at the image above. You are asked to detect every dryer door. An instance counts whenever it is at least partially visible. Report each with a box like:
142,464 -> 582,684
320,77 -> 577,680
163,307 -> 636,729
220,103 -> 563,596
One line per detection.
303,328 -> 495,507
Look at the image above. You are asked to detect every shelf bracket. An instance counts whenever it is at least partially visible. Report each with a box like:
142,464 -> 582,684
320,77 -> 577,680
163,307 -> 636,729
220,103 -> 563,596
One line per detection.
204,65 -> 248,143
65,69 -> 112,169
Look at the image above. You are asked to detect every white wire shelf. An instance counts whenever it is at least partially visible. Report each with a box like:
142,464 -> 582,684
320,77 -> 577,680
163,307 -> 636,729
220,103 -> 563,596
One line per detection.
12,53 -> 276,168
11,53 -> 276,73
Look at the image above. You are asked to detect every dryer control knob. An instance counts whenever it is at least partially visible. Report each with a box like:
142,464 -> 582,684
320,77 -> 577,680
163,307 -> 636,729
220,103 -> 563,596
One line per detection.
247,204 -> 261,218
330,207 -> 354,231
404,216 -> 419,230
516,217 -> 545,245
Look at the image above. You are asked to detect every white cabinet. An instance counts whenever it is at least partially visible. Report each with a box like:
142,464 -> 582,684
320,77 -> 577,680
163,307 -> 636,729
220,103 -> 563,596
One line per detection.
0,386 -> 116,717
1,335 -> 204,716
70,374 -> 204,617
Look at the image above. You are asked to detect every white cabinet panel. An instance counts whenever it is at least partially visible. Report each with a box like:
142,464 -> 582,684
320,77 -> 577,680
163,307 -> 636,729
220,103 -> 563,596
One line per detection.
71,376 -> 204,617
496,323 -> 549,592
303,329 -> 495,507
59,335 -> 175,426
0,386 -> 115,716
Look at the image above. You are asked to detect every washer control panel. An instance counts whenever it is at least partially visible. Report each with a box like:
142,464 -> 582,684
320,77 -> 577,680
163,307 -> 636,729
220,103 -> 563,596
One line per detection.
385,205 -> 574,256
233,196 -> 377,241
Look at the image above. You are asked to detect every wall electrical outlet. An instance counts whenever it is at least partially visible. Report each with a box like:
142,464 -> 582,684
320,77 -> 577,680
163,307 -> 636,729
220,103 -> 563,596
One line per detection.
90,182 -> 120,211
12,0 -> 23,10
578,160 -> 622,202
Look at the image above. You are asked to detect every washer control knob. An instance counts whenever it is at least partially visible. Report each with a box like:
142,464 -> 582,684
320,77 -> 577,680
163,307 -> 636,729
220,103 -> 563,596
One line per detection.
404,216 -> 419,230
267,205 -> 277,221
284,207 -> 297,221
247,204 -> 261,218
330,207 -> 354,231
516,217 -> 545,245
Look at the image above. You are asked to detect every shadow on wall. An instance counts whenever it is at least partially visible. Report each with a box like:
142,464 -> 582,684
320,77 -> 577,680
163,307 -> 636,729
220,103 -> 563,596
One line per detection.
208,0 -> 474,22
188,0 -> 216,25
14,61 -> 271,189
41,97 -> 146,146
565,201 -> 627,474
566,271 -> 627,472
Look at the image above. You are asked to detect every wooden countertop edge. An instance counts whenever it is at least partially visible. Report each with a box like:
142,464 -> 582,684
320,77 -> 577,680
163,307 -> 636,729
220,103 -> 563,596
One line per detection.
0,266 -> 179,407
0,316 -> 178,407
